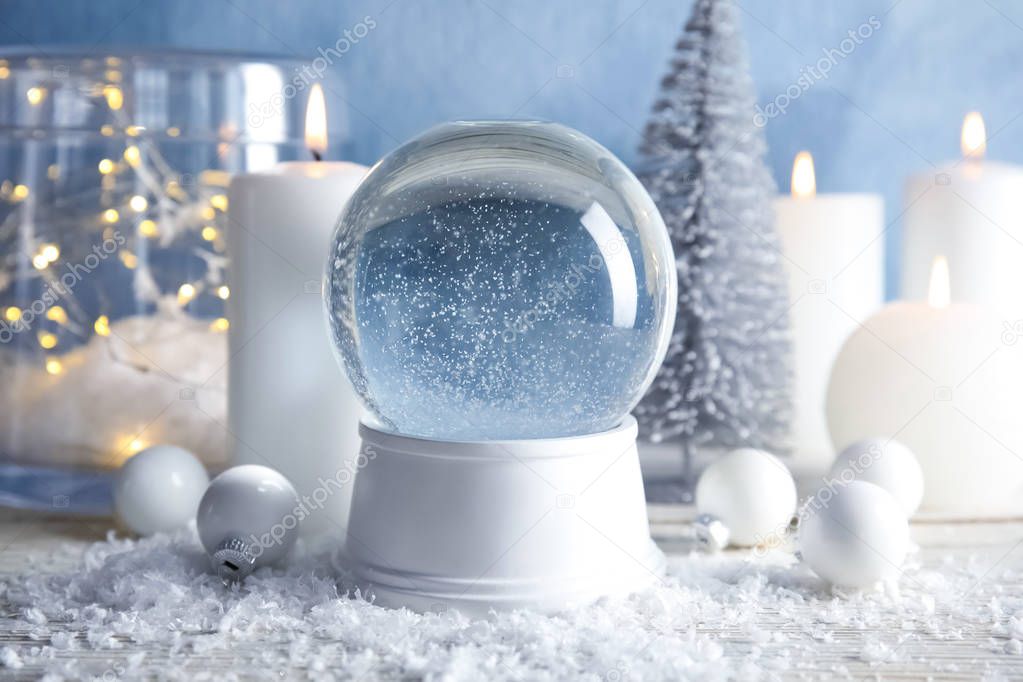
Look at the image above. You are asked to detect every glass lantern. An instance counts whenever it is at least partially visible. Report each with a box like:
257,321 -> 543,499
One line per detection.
0,49 -> 316,512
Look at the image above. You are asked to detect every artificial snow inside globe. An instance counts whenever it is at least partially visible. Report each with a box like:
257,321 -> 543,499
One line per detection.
325,120 -> 676,613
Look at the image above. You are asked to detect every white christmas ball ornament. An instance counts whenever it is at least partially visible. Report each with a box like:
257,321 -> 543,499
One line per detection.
800,480 -> 910,588
197,465 -> 300,580
695,448 -> 797,546
114,445 -> 209,535
829,438 -> 924,516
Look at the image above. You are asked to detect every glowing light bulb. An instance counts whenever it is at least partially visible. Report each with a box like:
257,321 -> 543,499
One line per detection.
4,306 -> 21,322
123,145 -> 141,167
103,84 -> 124,111
45,358 -> 63,375
11,184 -> 29,201
32,254 -> 49,270
98,158 -> 115,175
94,315 -> 111,336
166,126 -> 181,138
201,226 -> 218,241
139,219 -> 159,237
45,306 -> 68,325
129,195 -> 148,212
26,87 -> 45,106
177,283 -> 197,305
217,285 -> 230,300
165,180 -> 185,199
210,317 -> 230,332
38,331 -> 58,349
40,243 -> 59,262
210,194 -> 228,212
119,251 -> 138,269
102,208 -> 120,223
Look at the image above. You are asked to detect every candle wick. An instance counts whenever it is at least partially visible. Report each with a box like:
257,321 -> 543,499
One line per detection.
311,149 -> 323,162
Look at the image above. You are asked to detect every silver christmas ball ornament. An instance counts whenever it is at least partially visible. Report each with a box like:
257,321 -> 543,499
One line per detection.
196,465 -> 301,582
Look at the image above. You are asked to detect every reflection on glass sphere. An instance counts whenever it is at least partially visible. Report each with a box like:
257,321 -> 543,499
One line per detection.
325,121 -> 675,440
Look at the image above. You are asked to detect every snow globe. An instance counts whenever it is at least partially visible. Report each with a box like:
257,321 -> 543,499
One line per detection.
325,120 -> 676,612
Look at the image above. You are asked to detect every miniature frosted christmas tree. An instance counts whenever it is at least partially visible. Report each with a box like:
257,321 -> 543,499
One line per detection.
634,0 -> 792,487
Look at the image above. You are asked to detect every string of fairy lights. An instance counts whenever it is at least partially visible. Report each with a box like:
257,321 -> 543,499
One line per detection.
0,56 -> 233,390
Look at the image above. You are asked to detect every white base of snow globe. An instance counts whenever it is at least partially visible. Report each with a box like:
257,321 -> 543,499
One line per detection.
337,416 -> 665,614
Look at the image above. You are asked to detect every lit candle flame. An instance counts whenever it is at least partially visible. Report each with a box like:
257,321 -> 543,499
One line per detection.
305,84 -> 328,161
961,111 -> 986,160
928,255 -> 951,309
790,151 -> 816,198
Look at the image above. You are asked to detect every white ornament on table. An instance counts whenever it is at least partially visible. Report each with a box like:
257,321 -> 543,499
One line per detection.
226,85 -> 366,537
902,112 -> 1023,318
828,438 -> 924,516
113,444 -> 209,535
695,447 -> 797,547
827,256 -> 1023,514
799,480 -> 909,588
774,151 -> 884,476
197,464 -> 300,581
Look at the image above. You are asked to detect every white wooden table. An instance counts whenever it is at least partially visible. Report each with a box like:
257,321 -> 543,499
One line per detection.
1,508 -> 1022,680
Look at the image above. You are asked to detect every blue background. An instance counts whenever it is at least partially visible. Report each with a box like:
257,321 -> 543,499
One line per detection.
3,0 -> 1023,297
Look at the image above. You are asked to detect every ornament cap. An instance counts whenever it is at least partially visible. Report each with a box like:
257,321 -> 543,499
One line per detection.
693,513 -> 730,552
212,536 -> 256,581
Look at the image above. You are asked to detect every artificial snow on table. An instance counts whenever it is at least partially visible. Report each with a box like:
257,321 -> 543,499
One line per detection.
2,527 -> 1023,680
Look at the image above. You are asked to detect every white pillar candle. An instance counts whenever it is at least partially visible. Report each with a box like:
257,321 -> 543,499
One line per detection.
774,152 -> 884,476
226,85 -> 368,536
902,112 -> 1023,317
827,257 -> 1023,514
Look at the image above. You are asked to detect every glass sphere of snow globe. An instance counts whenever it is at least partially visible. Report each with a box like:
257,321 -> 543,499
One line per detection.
325,120 -> 676,441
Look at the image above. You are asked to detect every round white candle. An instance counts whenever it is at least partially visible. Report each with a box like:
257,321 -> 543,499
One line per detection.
226,86 -> 368,536
827,257 -> 1023,513
902,112 -> 1023,317
774,152 -> 884,475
